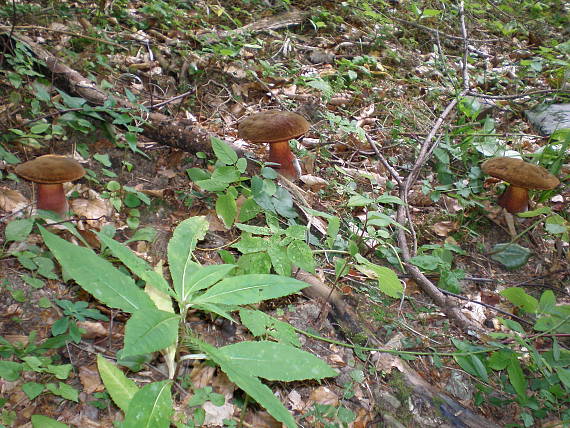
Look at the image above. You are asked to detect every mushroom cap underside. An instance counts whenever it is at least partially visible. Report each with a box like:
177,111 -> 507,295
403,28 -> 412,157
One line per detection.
15,154 -> 86,184
238,111 -> 310,143
481,157 -> 560,190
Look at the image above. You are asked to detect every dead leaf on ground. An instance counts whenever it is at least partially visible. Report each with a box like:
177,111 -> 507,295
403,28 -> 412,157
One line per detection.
203,399 -> 234,426
288,390 -> 304,411
71,195 -> 112,227
300,174 -> 328,191
0,187 -> 28,213
432,220 -> 459,237
308,386 -> 339,406
79,365 -> 104,394
76,321 -> 109,339
246,411 -> 282,428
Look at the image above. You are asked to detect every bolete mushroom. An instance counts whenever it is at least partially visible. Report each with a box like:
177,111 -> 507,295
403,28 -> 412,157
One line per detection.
15,154 -> 86,217
238,111 -> 310,180
481,157 -> 559,213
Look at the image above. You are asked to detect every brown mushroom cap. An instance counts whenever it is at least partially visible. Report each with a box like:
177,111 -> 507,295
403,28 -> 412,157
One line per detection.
481,157 -> 559,190
15,155 -> 85,184
238,111 -> 310,143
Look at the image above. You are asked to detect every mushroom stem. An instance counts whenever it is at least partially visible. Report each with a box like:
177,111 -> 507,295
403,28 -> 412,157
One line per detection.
498,185 -> 529,213
267,141 -> 301,180
37,183 -> 68,216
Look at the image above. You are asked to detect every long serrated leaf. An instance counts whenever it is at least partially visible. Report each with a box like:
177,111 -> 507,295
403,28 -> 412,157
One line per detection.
123,380 -> 172,428
182,264 -> 236,301
123,309 -> 179,358
97,232 -> 150,277
507,358 -> 527,398
192,274 -> 308,306
219,341 -> 336,381
195,339 -> 296,428
97,355 -> 138,412
31,415 -> 69,428
167,217 -> 209,303
40,227 -> 155,313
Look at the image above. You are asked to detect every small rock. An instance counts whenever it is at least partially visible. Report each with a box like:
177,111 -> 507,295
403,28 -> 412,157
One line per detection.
375,390 -> 402,410
525,103 -> 570,136
308,50 -> 335,64
445,370 -> 474,401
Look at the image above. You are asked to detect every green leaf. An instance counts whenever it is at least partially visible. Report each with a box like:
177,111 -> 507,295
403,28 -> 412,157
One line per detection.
239,309 -> 300,347
347,194 -> 374,207
123,380 -> 172,428
31,415 -> 69,428
0,361 -> 22,381
490,243 -> 531,270
409,254 -> 442,271
195,178 -> 229,192
487,350 -> 512,371
500,287 -> 538,313
45,382 -> 79,402
216,193 -> 237,228
267,246 -> 292,276
237,198 -> 262,222
556,367 -> 570,390
22,382 -> 45,400
123,309 -> 179,357
179,264 -> 236,301
219,341 -> 336,381
287,240 -> 315,273
40,227 -> 155,313
237,252 -> 272,274
196,339 -> 296,428
375,194 -> 404,205
538,290 -> 556,313
97,232 -> 151,278
234,223 -> 272,235
5,218 -> 34,242
354,254 -> 403,298
469,355 -> 489,382
507,358 -> 527,398
193,274 -> 308,306
168,216 -> 209,302
212,137 -> 238,165
97,355 -> 139,412
233,233 -> 270,254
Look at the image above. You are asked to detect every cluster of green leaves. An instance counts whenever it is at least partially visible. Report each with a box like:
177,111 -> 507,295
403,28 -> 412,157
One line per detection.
453,288 -> 570,427
35,216 -> 336,427
410,243 -> 466,293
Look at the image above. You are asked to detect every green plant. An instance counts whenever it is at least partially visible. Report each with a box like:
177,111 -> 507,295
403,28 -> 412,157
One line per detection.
40,216 -> 336,427
51,299 -> 108,343
410,243 -> 466,293
101,179 -> 151,228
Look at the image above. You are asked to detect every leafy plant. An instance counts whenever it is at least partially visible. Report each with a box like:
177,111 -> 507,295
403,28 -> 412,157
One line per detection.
40,216 -> 336,427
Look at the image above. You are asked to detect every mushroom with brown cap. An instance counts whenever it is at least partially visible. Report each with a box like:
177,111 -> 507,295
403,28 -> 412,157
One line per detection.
238,111 -> 310,180
15,154 -> 86,217
481,157 -> 559,213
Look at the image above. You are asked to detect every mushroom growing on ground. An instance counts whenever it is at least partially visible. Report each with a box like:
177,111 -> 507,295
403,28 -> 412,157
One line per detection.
481,157 -> 560,213
238,111 -> 310,180
15,154 -> 86,217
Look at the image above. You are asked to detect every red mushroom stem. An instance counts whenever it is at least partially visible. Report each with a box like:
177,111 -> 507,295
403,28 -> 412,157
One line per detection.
37,183 -> 68,216
268,141 -> 301,180
498,185 -> 529,214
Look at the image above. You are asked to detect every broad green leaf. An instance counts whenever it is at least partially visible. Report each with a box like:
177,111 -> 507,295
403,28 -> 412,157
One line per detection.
490,243 -> 531,270
219,341 -> 336,381
500,287 -> 538,313
287,240 -> 315,273
123,380 -> 172,428
233,233 -> 270,254
212,137 -> 238,165
507,358 -> 527,398
40,227 -> 155,313
216,193 -> 237,228
167,217 -> 209,303
346,194 -> 374,207
375,194 -> 404,205
409,254 -> 442,271
97,355 -> 139,412
31,415 -> 69,428
556,367 -> 570,390
22,382 -> 44,400
181,264 -> 236,301
45,382 -> 78,402
469,355 -> 488,382
196,178 -> 229,192
239,309 -> 300,347
487,350 -> 512,371
237,198 -> 262,222
234,223 -> 272,235
196,339 -> 296,428
237,252 -> 272,274
123,309 -> 179,358
0,361 -> 22,381
97,232 -> 150,278
354,254 -> 403,298
538,290 -> 556,313
267,246 -> 292,276
192,274 -> 308,306
5,218 -> 34,242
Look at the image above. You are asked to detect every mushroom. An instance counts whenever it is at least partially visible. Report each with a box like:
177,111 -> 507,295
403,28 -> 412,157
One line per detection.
15,154 -> 86,217
238,111 -> 310,180
481,157 -> 559,213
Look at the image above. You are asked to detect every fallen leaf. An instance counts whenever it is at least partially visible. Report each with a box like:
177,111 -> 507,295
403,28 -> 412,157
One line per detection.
79,365 -> 104,394
300,174 -> 329,191
71,197 -> 112,226
77,321 -> 108,339
309,386 -> 338,406
288,390 -> 304,411
0,187 -> 28,213
203,399 -> 234,426
432,221 -> 459,237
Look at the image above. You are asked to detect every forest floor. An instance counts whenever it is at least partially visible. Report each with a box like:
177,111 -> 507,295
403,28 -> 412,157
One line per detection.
0,0 -> 569,427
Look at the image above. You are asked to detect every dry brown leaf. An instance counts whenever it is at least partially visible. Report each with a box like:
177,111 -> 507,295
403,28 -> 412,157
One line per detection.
287,390 -> 304,411
79,365 -> 104,394
190,364 -> 216,389
247,411 -> 282,428
299,174 -> 328,191
327,354 -> 346,368
432,221 -> 459,237
76,321 -> 108,339
203,400 -> 234,426
71,197 -> 112,226
0,187 -> 28,213
309,386 -> 338,406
